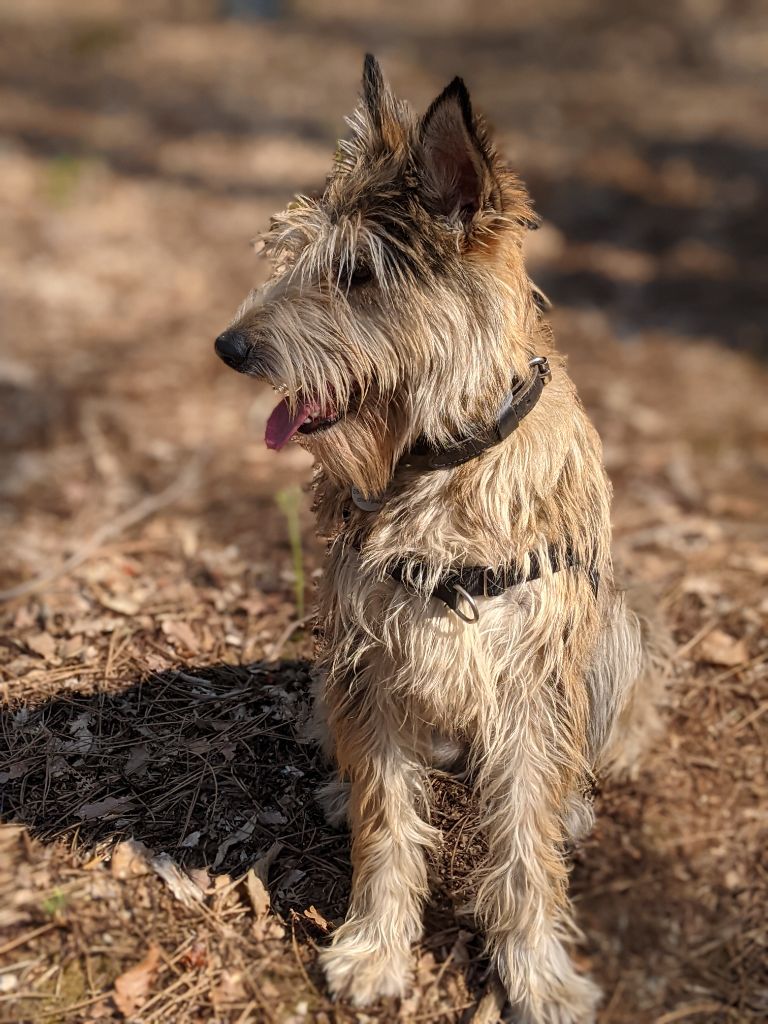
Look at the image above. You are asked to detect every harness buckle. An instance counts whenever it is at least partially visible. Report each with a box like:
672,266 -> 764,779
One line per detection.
451,584 -> 480,624
529,355 -> 552,385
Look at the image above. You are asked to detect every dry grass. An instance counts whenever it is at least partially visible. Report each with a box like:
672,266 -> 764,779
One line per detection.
1,0 -> 767,1021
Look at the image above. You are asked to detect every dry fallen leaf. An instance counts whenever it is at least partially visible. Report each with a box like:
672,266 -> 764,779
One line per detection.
180,830 -> 202,849
113,944 -> 161,1016
0,759 -> 33,782
124,743 -> 150,777
26,632 -> 57,660
242,842 -> 282,920
303,905 -> 329,932
244,868 -> 270,919
680,575 -> 721,599
259,978 -> 280,1001
187,867 -> 211,893
697,629 -> 748,667
416,951 -> 436,985
13,605 -> 36,630
212,814 -> 259,871
99,594 -> 140,616
257,808 -> 287,825
78,796 -> 136,820
161,619 -> 199,653
252,842 -> 282,885
212,969 -> 246,1004
58,634 -> 85,659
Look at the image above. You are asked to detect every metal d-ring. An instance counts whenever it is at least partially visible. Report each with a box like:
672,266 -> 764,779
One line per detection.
528,355 -> 552,384
451,584 -> 480,624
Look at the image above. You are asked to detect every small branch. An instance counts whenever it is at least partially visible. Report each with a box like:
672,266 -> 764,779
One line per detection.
470,974 -> 507,1024
0,462 -> 199,603
0,921 -> 58,956
266,613 -> 315,660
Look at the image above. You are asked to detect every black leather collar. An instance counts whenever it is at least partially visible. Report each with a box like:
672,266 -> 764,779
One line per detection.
398,356 -> 551,472
343,353 -> 597,622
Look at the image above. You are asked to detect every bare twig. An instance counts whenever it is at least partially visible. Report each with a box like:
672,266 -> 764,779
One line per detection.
0,921 -> 57,957
654,1001 -> 725,1024
266,613 -> 315,661
672,620 -> 717,662
0,461 -> 199,603
469,973 -> 507,1024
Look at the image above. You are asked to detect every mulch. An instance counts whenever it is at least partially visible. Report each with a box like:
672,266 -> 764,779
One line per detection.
1,0 -> 768,1021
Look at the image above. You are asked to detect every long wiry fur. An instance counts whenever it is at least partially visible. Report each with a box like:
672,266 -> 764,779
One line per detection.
217,55 -> 667,1024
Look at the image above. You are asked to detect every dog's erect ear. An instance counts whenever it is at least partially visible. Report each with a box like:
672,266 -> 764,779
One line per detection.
337,55 -> 400,166
362,53 -> 387,126
418,77 -> 499,225
360,54 -> 401,140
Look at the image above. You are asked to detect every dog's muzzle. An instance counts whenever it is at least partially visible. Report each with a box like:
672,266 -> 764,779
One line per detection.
214,329 -> 251,371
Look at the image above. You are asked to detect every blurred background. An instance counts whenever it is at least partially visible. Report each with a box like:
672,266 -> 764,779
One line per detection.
1,2 -> 767,1022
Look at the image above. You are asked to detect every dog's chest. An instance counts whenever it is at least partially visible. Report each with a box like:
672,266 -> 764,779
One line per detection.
324,546 -> 536,727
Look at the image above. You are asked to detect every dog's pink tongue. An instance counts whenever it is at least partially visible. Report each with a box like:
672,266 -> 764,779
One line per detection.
265,396 -> 311,450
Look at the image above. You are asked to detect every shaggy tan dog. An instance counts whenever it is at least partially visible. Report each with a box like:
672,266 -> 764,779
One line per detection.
214,55 -> 665,1024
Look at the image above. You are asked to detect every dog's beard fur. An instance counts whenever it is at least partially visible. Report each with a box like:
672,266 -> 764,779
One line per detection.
228,60 -> 539,497
217,55 -> 667,1024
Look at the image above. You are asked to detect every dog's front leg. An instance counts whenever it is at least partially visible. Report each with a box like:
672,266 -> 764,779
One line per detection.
319,696 -> 438,1007
474,715 -> 601,1024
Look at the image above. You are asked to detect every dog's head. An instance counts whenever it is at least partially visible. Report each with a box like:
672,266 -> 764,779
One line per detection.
215,55 -> 541,495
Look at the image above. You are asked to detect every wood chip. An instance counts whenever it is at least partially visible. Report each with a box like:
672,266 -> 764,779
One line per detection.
697,629 -> 749,667
110,839 -> 153,880
150,853 -> 206,908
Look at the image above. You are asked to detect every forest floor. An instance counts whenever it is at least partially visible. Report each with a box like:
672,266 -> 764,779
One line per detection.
1,1 -> 767,1022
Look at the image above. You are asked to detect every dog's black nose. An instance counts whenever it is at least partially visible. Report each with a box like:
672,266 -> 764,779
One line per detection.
214,330 -> 250,369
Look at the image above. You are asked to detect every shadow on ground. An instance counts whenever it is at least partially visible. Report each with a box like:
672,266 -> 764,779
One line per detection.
1,660 -> 748,1018
0,661 -> 353,922
530,137 -> 768,357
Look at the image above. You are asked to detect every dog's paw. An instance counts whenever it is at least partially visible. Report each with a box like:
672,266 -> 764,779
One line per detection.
316,777 -> 350,828
536,973 -> 600,1024
320,934 -> 411,1007
498,942 -> 601,1024
562,795 -> 594,843
504,976 -> 600,1024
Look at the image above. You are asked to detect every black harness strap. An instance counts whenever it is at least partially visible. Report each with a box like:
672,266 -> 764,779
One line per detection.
387,546 -> 599,617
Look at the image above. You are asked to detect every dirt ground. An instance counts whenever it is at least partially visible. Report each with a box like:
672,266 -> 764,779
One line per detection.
1,1 -> 767,1022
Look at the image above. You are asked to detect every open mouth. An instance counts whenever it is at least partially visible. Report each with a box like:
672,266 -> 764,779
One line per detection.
265,390 -> 344,450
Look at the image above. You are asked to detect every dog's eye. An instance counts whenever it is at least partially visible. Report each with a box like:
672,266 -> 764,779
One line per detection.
349,264 -> 373,287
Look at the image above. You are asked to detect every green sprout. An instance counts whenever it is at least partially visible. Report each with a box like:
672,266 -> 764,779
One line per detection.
45,155 -> 83,206
41,888 -> 68,916
276,485 -> 305,619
